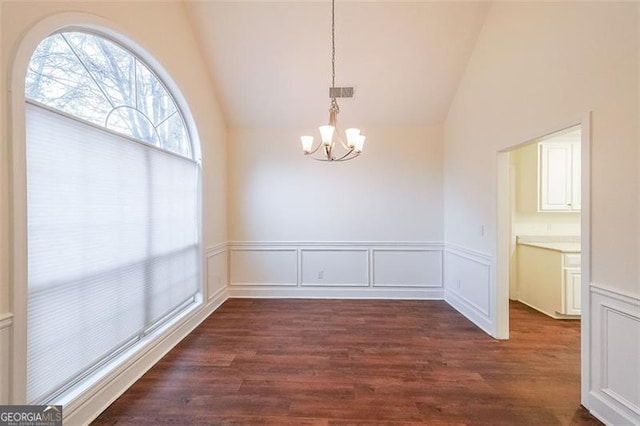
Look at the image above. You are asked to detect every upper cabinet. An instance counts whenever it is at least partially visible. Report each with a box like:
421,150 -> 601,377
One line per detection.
538,140 -> 581,212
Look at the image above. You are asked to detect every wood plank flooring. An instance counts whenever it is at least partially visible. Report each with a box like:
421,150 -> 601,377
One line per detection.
93,299 -> 601,425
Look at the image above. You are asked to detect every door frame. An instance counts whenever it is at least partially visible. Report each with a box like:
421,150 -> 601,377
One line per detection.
496,112 -> 591,407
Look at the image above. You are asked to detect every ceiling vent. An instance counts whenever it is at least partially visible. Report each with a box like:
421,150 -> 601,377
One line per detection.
329,87 -> 354,98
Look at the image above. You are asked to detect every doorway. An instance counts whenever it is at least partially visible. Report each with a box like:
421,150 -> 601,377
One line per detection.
496,115 -> 591,406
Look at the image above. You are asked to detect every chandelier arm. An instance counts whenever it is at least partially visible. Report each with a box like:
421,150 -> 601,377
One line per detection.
333,149 -> 359,162
333,129 -> 351,150
304,140 -> 325,156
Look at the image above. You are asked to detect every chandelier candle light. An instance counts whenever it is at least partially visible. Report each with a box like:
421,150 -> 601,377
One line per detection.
300,0 -> 365,161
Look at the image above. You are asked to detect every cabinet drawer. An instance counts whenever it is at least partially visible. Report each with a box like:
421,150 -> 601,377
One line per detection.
564,254 -> 581,268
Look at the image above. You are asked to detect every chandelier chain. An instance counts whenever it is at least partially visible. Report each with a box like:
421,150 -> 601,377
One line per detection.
331,0 -> 336,90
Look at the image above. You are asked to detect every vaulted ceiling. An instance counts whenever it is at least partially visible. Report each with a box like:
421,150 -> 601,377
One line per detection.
185,1 -> 490,129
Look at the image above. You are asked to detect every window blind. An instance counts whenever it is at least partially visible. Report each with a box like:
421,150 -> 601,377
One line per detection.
26,102 -> 200,403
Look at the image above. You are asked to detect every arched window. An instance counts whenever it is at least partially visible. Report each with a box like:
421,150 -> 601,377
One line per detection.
24,31 -> 200,404
26,31 -> 191,157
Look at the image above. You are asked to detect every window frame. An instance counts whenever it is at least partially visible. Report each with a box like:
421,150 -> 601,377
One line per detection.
9,16 -> 204,408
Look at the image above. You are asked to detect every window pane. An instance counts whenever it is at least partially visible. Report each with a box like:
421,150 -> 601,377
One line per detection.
136,61 -> 176,126
157,113 -> 190,157
25,34 -> 112,126
63,32 -> 135,108
106,107 -> 159,146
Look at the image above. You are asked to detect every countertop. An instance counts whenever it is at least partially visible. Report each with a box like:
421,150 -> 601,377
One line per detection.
517,241 -> 581,253
516,236 -> 581,253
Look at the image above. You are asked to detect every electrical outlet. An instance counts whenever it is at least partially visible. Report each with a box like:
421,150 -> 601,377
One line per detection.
480,225 -> 485,236
317,271 -> 324,279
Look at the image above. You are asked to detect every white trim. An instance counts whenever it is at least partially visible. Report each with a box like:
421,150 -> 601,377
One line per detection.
372,247 -> 443,288
444,290 -> 493,335
0,314 -> 13,330
227,241 -> 445,298
205,242 -> 228,255
228,287 -> 444,300
445,243 -> 492,262
300,248 -> 370,287
228,241 -> 442,249
589,391 -> 640,426
496,151 -> 511,339
591,283 -> 640,306
589,286 -> 640,425
579,113 -> 592,409
443,245 -> 493,322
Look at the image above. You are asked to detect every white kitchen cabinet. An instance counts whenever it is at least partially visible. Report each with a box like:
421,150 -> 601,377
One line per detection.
538,141 -> 581,211
563,268 -> 581,315
517,240 -> 581,318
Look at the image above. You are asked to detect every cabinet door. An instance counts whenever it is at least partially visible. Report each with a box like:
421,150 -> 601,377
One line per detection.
539,142 -> 572,211
563,268 -> 581,315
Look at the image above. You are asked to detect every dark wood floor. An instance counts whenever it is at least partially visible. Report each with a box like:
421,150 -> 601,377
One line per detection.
93,299 -> 601,425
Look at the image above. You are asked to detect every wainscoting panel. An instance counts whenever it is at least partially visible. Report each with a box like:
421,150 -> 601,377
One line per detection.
589,284 -> 640,425
227,242 -> 444,299
372,249 -> 442,287
301,249 -> 369,287
0,313 -> 13,404
444,244 -> 493,334
205,244 -> 228,301
230,248 -> 297,286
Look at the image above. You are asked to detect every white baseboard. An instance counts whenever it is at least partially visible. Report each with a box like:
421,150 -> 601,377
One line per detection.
444,289 -> 493,335
589,390 -> 640,426
228,286 -> 444,300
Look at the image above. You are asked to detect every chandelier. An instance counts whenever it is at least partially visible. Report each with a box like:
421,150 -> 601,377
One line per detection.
300,0 -> 365,162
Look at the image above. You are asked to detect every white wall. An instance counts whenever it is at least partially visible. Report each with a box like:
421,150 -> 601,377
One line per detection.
444,2 -> 639,424
0,0 -> 228,421
229,125 -> 443,242
227,125 -> 444,297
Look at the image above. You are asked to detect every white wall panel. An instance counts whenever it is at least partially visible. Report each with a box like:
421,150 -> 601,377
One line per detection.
444,245 -> 493,333
230,249 -> 297,286
206,245 -> 228,300
227,242 -> 444,298
0,314 -> 12,404
301,249 -> 369,287
373,250 -> 442,287
590,285 -> 640,425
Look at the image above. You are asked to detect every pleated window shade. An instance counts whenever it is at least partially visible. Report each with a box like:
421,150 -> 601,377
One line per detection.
25,102 -> 200,403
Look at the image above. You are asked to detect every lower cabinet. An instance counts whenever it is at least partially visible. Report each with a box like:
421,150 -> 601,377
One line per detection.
517,244 -> 581,318
563,268 -> 581,315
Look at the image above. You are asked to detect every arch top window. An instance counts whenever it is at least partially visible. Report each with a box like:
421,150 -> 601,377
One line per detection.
26,31 -> 192,158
